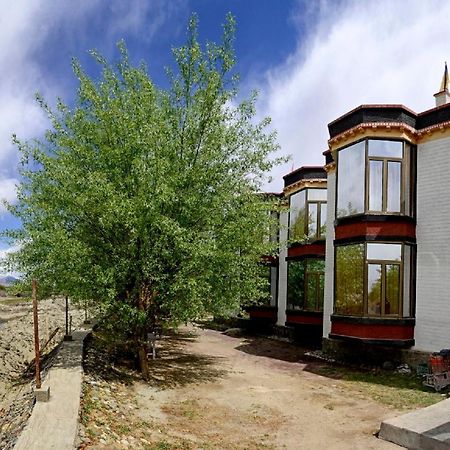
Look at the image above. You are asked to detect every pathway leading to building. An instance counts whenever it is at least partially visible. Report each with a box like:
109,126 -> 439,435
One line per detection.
14,326 -> 92,450
80,325 -> 402,449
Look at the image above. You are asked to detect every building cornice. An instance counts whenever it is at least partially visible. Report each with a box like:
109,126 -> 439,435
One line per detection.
416,119 -> 450,142
328,122 -> 418,151
324,162 -> 336,174
283,178 -> 327,196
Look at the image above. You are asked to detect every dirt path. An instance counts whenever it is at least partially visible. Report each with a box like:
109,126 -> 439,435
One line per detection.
81,324 -> 403,449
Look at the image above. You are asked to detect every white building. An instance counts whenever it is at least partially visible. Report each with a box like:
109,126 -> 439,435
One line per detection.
250,66 -> 450,362
322,65 -> 450,360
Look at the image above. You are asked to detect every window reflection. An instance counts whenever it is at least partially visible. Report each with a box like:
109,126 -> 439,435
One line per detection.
287,260 -> 305,309
337,141 -> 365,217
308,189 -> 327,201
368,264 -> 382,315
368,140 -> 402,158
259,265 -> 272,306
403,245 -> 411,316
336,139 -> 411,217
287,259 -> 324,311
289,190 -> 306,241
306,275 -> 317,310
335,243 -> 410,318
320,204 -> 327,236
369,160 -> 383,211
308,203 -> 318,238
367,243 -> 401,261
335,244 -> 364,315
387,161 -> 401,212
386,264 -> 400,315
289,189 -> 326,241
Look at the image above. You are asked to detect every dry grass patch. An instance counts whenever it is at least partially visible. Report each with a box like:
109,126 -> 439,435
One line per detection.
313,365 -> 444,410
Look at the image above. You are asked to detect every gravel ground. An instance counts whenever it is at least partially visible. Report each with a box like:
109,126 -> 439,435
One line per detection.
78,324 -> 403,449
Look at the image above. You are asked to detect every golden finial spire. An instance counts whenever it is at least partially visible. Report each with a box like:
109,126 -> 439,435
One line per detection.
439,62 -> 449,92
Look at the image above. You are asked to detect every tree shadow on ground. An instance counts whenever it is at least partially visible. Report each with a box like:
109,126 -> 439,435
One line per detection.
83,329 -> 227,390
146,332 -> 227,389
19,342 -> 62,384
234,334 -> 313,363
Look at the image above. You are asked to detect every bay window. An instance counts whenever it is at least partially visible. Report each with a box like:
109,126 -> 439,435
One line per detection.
287,259 -> 325,311
258,264 -> 278,306
337,141 -> 365,217
289,188 -> 327,241
336,139 -> 413,218
334,242 -> 415,317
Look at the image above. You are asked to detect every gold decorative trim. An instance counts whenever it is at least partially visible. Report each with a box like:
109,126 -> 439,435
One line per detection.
324,162 -> 336,174
328,122 -> 417,150
417,120 -> 450,142
329,119 -> 450,148
283,178 -> 327,196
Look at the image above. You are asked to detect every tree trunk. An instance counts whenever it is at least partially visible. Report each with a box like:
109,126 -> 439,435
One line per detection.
138,340 -> 149,380
136,280 -> 153,379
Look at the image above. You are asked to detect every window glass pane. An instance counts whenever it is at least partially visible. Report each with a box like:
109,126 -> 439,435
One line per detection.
369,160 -> 383,211
307,259 -> 325,272
337,141 -> 365,217
287,261 -> 305,309
403,245 -> 411,316
308,203 -> 318,238
289,190 -> 306,240
320,203 -> 327,236
368,264 -> 382,316
270,266 -> 278,306
269,211 -> 279,243
308,189 -> 327,201
305,259 -> 325,311
368,140 -> 402,158
386,264 -> 400,315
335,244 -> 364,315
387,161 -> 401,212
258,265 -> 271,305
367,243 -> 401,261
305,275 -> 317,310
319,273 -> 325,310
404,143 -> 411,216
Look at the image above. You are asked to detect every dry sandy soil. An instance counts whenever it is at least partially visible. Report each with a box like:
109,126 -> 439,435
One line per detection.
80,325 -> 406,449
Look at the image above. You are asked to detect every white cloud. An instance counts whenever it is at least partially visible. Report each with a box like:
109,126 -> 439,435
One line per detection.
259,0 -> 450,191
107,0 -> 186,42
0,1 -> 106,207
0,3 -> 47,167
0,243 -> 21,278
0,178 -> 18,214
0,0 -> 185,217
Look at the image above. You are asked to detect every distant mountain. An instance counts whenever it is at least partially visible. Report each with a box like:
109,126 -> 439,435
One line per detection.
0,276 -> 19,286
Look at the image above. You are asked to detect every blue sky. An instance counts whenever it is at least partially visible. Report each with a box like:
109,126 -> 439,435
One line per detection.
1,0 -> 450,264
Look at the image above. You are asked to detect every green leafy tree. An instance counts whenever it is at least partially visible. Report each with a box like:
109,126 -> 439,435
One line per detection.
3,14 -> 283,377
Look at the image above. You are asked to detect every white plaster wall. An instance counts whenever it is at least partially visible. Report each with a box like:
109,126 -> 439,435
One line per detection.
277,210 -> 288,326
323,171 -> 336,337
415,136 -> 450,351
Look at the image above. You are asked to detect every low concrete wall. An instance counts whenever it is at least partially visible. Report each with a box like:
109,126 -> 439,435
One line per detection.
323,337 -> 429,369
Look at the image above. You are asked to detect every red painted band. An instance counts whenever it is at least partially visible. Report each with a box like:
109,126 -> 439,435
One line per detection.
331,321 -> 414,340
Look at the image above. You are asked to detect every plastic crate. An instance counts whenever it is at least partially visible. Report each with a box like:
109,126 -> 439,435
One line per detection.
417,363 -> 429,376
